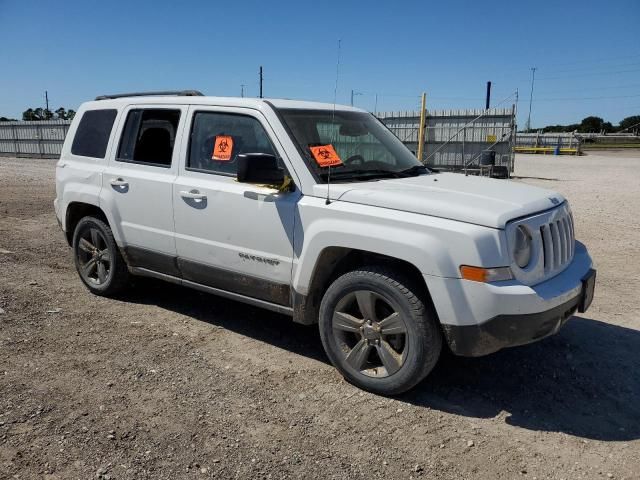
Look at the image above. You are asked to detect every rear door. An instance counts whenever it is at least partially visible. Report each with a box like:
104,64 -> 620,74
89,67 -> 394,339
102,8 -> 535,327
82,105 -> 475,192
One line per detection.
172,106 -> 300,306
101,105 -> 186,275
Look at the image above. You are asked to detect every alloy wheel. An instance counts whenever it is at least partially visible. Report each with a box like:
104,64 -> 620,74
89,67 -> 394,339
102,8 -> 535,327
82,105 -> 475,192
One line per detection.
331,290 -> 408,377
76,227 -> 112,286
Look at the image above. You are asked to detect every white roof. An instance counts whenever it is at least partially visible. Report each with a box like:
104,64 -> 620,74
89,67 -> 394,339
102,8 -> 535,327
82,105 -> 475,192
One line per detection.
82,95 -> 366,113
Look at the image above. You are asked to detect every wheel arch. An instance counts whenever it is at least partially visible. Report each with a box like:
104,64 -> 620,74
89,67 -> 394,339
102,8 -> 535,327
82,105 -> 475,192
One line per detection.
64,201 -> 109,246
292,247 -> 436,325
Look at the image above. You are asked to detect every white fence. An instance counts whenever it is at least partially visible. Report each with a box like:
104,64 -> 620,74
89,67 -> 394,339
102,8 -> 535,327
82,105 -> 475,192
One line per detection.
0,120 -> 71,158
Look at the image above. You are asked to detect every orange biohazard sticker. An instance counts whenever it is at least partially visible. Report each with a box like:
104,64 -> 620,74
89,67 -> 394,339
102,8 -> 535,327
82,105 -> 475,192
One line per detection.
212,135 -> 233,161
309,144 -> 342,167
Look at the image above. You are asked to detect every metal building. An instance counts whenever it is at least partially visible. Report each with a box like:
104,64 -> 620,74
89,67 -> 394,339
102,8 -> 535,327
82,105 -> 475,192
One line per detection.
378,107 -> 517,175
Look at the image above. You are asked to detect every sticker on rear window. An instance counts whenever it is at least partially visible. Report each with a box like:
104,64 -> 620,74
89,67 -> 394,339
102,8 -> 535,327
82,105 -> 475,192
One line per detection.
309,144 -> 342,167
212,135 -> 233,161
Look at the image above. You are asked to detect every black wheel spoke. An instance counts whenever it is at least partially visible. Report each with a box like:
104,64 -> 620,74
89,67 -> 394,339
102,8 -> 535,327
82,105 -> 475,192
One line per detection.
97,262 -> 107,283
100,250 -> 112,264
78,238 -> 94,253
355,291 -> 377,321
376,340 -> 403,375
379,312 -> 406,335
345,339 -> 372,371
90,228 -> 101,249
333,311 -> 363,333
82,258 -> 97,277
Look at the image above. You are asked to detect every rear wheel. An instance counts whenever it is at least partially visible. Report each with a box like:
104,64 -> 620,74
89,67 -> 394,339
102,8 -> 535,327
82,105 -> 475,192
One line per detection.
72,216 -> 130,296
319,266 -> 442,395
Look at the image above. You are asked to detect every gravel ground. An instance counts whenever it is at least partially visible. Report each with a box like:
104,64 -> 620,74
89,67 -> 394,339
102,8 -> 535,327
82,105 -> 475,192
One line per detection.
0,152 -> 638,479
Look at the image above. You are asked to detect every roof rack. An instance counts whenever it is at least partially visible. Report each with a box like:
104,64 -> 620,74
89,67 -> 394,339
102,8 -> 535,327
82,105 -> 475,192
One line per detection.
95,90 -> 204,100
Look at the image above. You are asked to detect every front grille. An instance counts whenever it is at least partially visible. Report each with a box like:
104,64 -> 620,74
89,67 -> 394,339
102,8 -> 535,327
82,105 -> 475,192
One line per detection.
539,210 -> 575,273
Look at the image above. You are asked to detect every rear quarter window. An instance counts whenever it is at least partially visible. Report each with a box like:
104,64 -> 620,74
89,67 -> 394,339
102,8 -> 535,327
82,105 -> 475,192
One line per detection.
71,109 -> 118,158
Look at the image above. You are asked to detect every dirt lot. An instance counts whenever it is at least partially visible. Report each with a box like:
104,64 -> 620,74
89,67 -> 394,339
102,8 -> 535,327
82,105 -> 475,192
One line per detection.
1,152 -> 639,479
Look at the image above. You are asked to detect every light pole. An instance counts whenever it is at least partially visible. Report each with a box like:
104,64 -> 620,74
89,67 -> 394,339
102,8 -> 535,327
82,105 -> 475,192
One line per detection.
526,67 -> 537,132
350,89 -> 363,106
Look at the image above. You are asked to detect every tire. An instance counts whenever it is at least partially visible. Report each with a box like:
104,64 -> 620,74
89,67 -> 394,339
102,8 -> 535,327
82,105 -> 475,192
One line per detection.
319,266 -> 442,395
72,216 -> 130,296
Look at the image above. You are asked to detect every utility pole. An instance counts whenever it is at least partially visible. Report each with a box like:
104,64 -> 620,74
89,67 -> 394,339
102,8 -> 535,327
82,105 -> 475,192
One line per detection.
350,89 -> 362,106
485,81 -> 491,109
45,90 -> 49,112
259,66 -> 263,98
526,67 -> 536,132
416,92 -> 427,162
240,84 -> 246,98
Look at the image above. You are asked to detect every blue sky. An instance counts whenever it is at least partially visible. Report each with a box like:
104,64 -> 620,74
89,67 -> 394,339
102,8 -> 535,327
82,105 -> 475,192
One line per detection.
1,0 -> 639,127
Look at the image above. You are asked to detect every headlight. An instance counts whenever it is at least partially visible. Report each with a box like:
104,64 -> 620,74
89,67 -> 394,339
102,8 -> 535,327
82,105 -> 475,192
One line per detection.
514,225 -> 532,268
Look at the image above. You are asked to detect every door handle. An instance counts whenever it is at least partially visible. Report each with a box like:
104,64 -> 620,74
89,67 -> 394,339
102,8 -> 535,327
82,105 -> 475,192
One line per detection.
110,178 -> 129,187
180,189 -> 207,200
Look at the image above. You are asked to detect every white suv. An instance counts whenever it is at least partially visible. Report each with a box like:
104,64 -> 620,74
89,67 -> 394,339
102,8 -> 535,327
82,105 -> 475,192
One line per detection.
55,91 -> 596,395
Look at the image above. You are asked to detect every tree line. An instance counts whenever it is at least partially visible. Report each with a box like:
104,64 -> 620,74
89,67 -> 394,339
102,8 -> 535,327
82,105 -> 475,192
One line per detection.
21,107 -> 76,121
0,108 -> 77,122
530,115 -> 640,134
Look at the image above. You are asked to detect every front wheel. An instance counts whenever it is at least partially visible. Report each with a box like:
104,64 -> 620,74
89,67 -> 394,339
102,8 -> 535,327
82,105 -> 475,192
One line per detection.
319,267 -> 442,395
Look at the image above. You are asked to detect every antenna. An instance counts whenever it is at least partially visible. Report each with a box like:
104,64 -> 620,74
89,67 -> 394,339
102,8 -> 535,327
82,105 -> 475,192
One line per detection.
526,67 -> 536,132
326,39 -> 341,205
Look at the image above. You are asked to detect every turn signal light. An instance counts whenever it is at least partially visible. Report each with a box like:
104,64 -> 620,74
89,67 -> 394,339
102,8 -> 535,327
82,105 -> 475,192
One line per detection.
460,265 -> 513,283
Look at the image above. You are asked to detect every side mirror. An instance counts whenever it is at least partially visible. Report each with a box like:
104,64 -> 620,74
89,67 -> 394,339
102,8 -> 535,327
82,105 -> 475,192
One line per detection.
237,153 -> 284,185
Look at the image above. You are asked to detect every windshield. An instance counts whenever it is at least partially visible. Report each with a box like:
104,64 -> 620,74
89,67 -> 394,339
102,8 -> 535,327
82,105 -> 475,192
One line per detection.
278,108 -> 427,182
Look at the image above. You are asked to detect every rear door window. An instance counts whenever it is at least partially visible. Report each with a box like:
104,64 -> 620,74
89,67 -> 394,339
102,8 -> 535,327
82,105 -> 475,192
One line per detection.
71,109 -> 117,158
117,109 -> 181,167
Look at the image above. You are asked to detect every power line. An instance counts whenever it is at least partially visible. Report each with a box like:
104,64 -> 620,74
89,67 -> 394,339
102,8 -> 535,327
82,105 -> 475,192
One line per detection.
536,83 -> 640,95
532,93 -> 640,102
548,61 -> 640,74
536,53 -> 640,68
538,68 -> 640,80
460,54 -> 640,78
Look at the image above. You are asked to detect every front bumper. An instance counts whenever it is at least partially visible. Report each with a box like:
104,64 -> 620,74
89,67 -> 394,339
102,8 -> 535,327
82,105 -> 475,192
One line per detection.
425,242 -> 595,356
442,283 -> 586,356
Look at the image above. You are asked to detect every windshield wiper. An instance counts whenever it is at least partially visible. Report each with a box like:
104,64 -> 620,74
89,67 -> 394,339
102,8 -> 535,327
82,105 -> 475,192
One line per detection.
397,164 -> 429,176
318,165 -> 429,181
319,169 -> 402,180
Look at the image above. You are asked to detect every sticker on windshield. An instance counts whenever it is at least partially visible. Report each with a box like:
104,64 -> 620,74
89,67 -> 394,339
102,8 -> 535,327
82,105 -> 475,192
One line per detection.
212,135 -> 233,161
310,144 -> 342,167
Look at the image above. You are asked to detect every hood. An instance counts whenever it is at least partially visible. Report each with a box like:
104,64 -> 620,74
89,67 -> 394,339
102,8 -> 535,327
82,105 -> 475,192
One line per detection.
312,173 -> 565,229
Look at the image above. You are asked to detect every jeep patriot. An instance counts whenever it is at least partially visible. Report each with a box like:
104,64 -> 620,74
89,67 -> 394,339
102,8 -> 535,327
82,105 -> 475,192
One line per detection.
55,91 -> 596,394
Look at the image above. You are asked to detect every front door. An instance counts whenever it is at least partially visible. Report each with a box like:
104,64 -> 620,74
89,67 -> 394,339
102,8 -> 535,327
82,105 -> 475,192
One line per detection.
101,106 -> 186,275
173,106 -> 299,306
